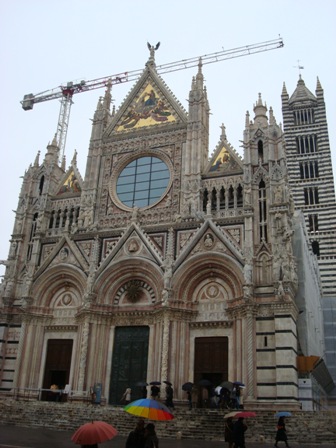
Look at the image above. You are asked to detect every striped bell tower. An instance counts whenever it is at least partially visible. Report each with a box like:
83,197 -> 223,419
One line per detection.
282,77 -> 336,404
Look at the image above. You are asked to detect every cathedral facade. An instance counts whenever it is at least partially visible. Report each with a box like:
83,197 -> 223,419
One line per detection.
0,50 -> 333,408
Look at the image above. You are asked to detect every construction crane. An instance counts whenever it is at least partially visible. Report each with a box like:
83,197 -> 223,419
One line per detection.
21,37 -> 284,158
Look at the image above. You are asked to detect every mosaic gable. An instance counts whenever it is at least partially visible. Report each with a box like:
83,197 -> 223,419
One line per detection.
115,83 -> 176,132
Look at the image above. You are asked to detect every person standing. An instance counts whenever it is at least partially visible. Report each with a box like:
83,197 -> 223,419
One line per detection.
144,423 -> 159,448
186,389 -> 192,410
224,417 -> 234,448
191,386 -> 198,409
233,417 -> 247,448
121,386 -> 132,404
150,385 -> 160,400
275,416 -> 290,447
125,419 -> 145,448
165,384 -> 175,410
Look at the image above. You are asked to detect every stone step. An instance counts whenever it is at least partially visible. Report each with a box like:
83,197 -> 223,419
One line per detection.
0,399 -> 335,444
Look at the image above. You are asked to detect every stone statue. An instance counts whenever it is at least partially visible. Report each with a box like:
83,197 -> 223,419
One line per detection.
243,263 -> 253,284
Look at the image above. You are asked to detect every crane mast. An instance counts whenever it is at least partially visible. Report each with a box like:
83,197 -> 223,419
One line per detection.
21,37 -> 284,158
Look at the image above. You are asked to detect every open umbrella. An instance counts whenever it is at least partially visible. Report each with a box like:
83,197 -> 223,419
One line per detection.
124,398 -> 174,421
71,421 -> 118,445
149,381 -> 161,385
233,411 -> 256,418
163,380 -> 172,386
275,411 -> 292,418
220,381 -> 233,390
182,382 -> 193,391
224,411 -> 240,419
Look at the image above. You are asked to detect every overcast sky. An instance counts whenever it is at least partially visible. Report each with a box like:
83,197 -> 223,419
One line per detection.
1,0 -> 335,276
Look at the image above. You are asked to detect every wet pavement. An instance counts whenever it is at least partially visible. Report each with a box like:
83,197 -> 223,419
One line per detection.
0,424 -> 335,448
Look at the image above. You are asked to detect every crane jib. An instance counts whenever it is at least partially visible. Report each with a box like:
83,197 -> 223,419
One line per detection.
20,36 -> 284,157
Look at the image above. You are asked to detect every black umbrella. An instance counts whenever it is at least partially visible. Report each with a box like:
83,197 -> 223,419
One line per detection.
150,381 -> 161,385
163,381 -> 172,386
198,379 -> 212,387
182,382 -> 193,391
136,381 -> 148,387
220,381 -> 233,390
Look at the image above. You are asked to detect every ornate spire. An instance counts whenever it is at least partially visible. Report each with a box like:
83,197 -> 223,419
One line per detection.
34,151 -> 40,167
245,110 -> 250,129
316,76 -> 324,98
103,78 -> 112,112
72,149 -> 77,166
281,82 -> 288,98
269,106 -> 275,125
253,93 -> 268,126
196,58 -> 204,88
44,134 -> 59,165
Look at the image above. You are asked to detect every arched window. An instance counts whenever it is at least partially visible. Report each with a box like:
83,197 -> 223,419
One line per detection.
258,140 -> 264,163
211,188 -> 217,211
228,186 -> 234,208
202,189 -> 208,212
39,175 -> 45,195
219,186 -> 225,210
49,210 -> 55,229
237,184 -> 243,207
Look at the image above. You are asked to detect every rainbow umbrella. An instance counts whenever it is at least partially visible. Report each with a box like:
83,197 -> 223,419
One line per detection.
124,398 -> 174,421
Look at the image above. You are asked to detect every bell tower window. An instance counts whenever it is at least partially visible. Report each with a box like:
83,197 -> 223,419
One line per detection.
259,179 -> 267,242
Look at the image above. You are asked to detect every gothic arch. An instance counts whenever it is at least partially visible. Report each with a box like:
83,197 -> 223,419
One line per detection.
31,265 -> 86,308
255,251 -> 272,285
95,259 -> 162,305
173,252 -> 243,302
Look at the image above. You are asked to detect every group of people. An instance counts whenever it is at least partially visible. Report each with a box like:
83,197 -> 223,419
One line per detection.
126,419 -> 159,448
121,383 -> 175,411
216,385 -> 241,409
185,384 -> 242,410
224,416 -> 290,448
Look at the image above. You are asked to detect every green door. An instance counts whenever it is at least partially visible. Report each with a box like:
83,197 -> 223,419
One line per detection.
109,326 -> 149,405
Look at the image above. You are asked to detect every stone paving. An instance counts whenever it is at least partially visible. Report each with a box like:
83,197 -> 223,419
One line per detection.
0,425 -> 335,448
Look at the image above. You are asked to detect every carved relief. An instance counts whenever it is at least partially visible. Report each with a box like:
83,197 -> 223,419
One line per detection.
59,247 -> 69,261
76,241 -> 93,259
126,238 -> 140,254
42,244 -> 55,261
176,229 -> 197,256
102,238 -> 119,259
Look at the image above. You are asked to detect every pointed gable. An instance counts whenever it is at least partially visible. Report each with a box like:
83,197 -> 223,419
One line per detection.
205,125 -> 243,176
104,64 -> 187,137
55,157 -> 83,197
175,220 -> 244,271
56,169 -> 82,195
98,222 -> 163,274
35,235 -> 89,279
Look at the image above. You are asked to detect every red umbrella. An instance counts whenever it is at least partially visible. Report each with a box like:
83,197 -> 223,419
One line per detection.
71,421 -> 118,445
234,411 -> 256,418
